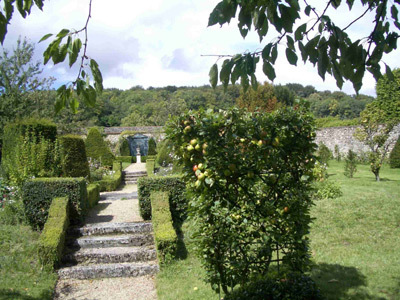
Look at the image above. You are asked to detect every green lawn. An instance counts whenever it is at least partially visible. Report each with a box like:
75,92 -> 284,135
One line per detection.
0,224 -> 57,300
156,162 -> 400,300
310,161 -> 400,299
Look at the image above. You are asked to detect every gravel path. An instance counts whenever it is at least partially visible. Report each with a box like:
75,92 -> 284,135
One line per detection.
54,169 -> 157,300
54,276 -> 157,300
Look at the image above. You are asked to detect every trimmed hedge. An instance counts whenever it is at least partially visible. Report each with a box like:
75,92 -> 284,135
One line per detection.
146,159 -> 155,176
389,135 -> 400,168
148,138 -> 157,155
38,197 -> 69,269
22,177 -> 88,230
137,175 -> 186,221
87,183 -> 100,208
151,191 -> 178,264
59,135 -> 90,179
85,127 -> 115,167
119,138 -> 131,156
97,161 -> 122,192
224,273 -> 323,300
115,156 -> 133,163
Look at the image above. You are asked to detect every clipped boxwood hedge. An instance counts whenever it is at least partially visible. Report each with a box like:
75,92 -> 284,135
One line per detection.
151,191 -> 178,264
87,183 -> 100,208
38,196 -> 69,269
97,161 -> 122,192
59,135 -> 90,179
224,273 -> 323,300
137,175 -> 186,221
146,159 -> 155,176
85,127 -> 115,167
389,135 -> 400,168
119,138 -> 131,156
22,177 -> 88,230
115,156 -> 133,163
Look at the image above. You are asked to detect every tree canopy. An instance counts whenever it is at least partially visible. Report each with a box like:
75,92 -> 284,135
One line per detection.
208,0 -> 400,93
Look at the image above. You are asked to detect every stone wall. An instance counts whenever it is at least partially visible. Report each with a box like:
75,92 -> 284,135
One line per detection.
103,127 -> 165,146
315,124 -> 400,155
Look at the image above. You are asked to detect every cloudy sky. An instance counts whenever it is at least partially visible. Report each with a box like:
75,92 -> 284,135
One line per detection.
3,0 -> 399,96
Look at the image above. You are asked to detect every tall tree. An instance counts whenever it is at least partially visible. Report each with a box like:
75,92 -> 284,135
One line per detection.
236,81 -> 278,112
0,37 -> 54,132
375,68 -> 400,122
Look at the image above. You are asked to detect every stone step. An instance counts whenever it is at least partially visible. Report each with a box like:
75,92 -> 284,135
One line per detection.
68,222 -> 153,237
58,262 -> 159,280
100,192 -> 137,200
124,180 -> 139,185
124,175 -> 146,180
67,234 -> 154,249
123,171 -> 147,176
63,246 -> 157,265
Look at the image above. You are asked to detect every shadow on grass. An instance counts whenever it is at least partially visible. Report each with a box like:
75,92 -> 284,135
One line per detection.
0,289 -> 53,300
311,263 -> 386,300
173,220 -> 188,260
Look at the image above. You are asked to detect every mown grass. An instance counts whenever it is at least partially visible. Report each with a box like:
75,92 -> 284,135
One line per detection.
310,161 -> 400,299
156,161 -> 400,300
0,224 -> 57,300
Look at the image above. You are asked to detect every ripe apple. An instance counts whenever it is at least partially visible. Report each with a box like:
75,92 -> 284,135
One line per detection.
198,173 -> 206,180
195,144 -> 201,151
195,180 -> 201,188
198,163 -> 204,170
204,170 -> 210,177
202,149 -> 208,155
284,206 -> 289,213
190,139 -> 198,146
193,165 -> 198,172
184,126 -> 192,133
202,143 -> 208,150
240,138 -> 246,143
184,120 -> 190,125
187,145 -> 194,152
257,140 -> 263,147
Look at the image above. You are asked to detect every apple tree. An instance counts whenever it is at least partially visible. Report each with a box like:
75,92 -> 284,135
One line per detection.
166,106 -> 317,294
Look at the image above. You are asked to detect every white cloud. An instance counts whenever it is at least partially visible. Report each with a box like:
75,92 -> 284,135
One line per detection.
2,0 -> 399,96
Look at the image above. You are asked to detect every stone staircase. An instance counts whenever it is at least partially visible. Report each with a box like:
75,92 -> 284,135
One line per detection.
123,170 -> 147,185
58,221 -> 159,280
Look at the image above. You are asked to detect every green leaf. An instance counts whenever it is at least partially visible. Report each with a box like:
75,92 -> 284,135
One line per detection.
391,5 -> 399,21
385,64 -> 394,81
69,97 -> 79,114
262,60 -> 276,81
271,45 -> 278,64
286,48 -> 298,66
317,48 -> 329,80
57,28 -> 70,39
39,33 -> 53,43
220,59 -> 233,91
91,59 -> 103,94
69,38 -> 82,67
16,0 -> 26,18
332,61 -> 344,89
0,13 -> 7,45
262,43 -> 273,60
331,0 -> 342,9
34,0 -> 44,10
4,1 -> 14,20
209,63 -> 218,89
294,23 -> 307,41
304,5 -> 311,16
250,74 -> 258,91
287,35 -> 295,50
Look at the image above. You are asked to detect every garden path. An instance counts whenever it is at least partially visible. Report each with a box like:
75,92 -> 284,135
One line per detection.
53,163 -> 157,300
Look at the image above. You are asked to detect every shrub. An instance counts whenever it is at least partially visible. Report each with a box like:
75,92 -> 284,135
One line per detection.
22,177 -> 88,230
137,175 -> 186,222
151,191 -> 178,264
156,139 -> 173,167
87,184 -> 100,208
38,197 -> 69,269
115,156 -> 133,163
0,182 -> 25,225
334,145 -> 341,162
1,119 -> 60,186
119,138 -> 131,156
317,142 -> 333,165
224,273 -> 323,300
59,135 -> 90,179
389,136 -> 400,168
146,159 -> 155,176
96,161 -> 122,192
344,150 -> 358,177
315,116 -> 360,128
85,127 -> 115,167
313,181 -> 343,200
148,137 -> 157,155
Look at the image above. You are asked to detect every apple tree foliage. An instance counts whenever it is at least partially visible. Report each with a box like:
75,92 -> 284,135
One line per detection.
0,0 -> 102,114
166,106 -> 317,294
208,0 -> 400,93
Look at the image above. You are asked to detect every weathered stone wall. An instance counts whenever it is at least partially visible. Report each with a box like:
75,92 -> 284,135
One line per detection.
103,127 -> 165,146
315,124 -> 400,155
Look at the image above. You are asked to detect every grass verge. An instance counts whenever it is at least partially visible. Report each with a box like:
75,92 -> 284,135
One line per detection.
0,224 -> 57,300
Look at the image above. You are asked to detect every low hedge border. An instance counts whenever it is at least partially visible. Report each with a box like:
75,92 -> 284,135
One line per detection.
146,159 -> 155,176
115,156 -> 133,163
97,161 -> 122,192
87,183 -> 100,208
22,177 -> 88,230
151,191 -> 178,264
137,175 -> 186,221
38,196 -> 69,269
